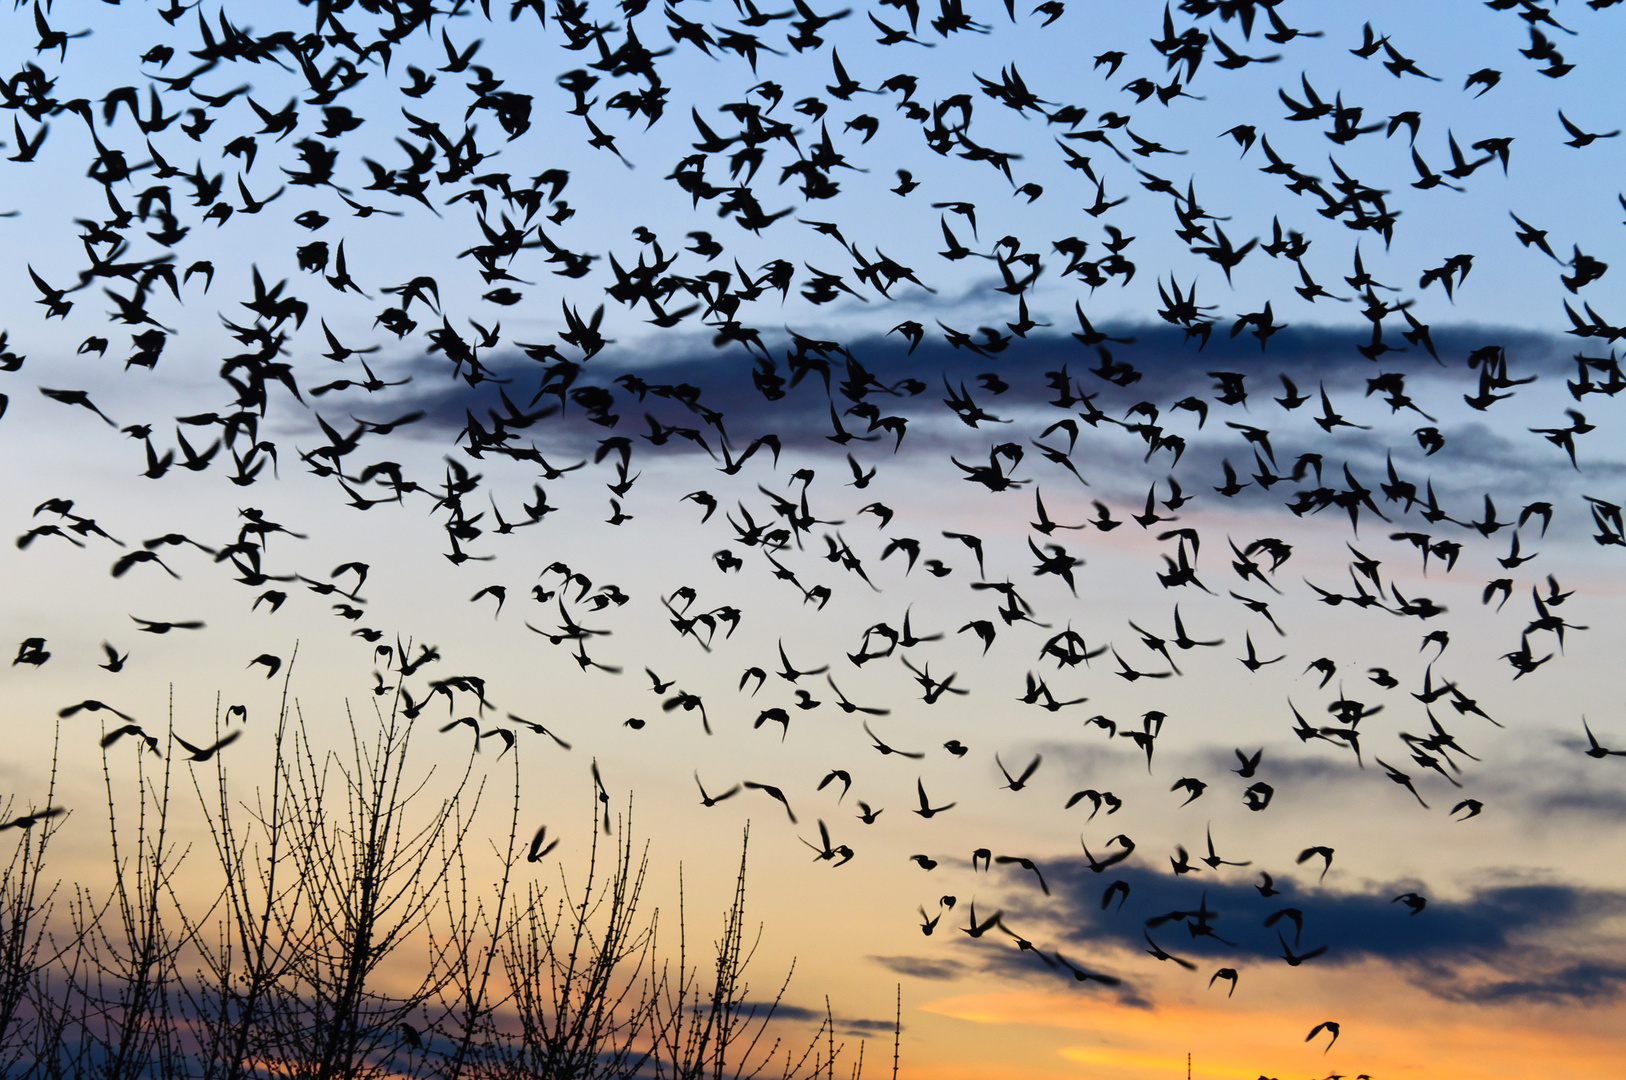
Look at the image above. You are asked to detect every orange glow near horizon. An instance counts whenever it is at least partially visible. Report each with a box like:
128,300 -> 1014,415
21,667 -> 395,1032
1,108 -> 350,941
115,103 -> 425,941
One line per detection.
912,960 -> 1626,1080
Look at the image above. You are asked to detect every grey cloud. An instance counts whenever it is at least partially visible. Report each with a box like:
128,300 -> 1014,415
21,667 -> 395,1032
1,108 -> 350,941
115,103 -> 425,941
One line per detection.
1532,787 -> 1626,822
867,954 -> 967,981
295,321 -> 1620,559
986,861 -> 1626,1005
1428,958 -> 1626,1005
839,1017 -> 903,1034
727,999 -> 902,1037
343,322 -> 1579,455
731,1001 -> 819,1022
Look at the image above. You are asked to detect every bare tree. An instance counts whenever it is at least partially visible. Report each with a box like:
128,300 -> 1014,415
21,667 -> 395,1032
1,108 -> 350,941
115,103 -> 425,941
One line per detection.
488,793 -> 661,1080
1,663 -> 892,1080
0,729 -> 71,1077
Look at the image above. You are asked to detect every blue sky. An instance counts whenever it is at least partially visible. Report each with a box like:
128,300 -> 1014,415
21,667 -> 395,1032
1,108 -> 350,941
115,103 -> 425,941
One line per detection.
2,1 -> 1626,1077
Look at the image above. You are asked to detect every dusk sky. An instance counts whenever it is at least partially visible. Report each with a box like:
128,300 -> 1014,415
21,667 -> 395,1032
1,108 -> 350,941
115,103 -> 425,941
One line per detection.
2,1 -> 1625,1077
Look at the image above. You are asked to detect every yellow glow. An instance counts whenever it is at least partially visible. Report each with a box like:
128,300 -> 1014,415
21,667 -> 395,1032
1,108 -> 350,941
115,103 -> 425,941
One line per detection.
916,967 -> 1626,1080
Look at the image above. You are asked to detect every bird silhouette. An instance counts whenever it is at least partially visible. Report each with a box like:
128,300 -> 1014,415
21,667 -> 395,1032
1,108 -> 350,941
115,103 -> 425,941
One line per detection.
0,0 -> 1618,1041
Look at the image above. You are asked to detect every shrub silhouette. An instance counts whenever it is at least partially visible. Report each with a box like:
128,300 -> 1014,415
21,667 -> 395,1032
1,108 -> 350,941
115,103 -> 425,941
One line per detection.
0,662 -> 893,1080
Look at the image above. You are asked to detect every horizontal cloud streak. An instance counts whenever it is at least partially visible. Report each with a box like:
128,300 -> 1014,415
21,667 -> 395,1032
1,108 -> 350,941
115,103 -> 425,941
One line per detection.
968,861 -> 1626,1005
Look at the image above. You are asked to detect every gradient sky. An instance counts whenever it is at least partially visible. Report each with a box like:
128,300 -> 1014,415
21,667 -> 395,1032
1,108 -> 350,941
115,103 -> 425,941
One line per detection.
3,1 -> 1626,1077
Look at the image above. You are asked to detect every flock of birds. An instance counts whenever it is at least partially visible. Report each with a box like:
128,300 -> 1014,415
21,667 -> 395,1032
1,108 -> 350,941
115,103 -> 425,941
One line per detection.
3,0 -> 1626,1070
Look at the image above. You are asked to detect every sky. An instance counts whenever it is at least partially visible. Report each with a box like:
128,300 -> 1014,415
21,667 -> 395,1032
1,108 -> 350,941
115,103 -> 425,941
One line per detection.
2,0 -> 1626,1077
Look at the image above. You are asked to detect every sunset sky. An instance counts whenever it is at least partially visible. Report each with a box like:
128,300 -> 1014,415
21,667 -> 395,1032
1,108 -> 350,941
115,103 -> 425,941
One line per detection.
2,1 -> 1625,1076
